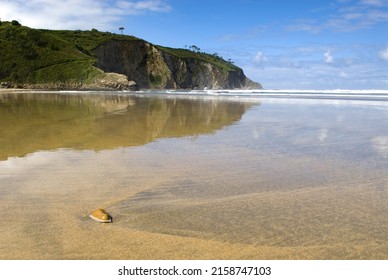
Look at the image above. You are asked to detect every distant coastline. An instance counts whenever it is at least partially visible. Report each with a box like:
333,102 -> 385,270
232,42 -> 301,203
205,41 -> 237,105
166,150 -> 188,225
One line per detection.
0,22 -> 261,91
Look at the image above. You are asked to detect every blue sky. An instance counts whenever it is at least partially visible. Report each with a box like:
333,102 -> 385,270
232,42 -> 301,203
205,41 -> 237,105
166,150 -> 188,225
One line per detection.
1,0 -> 388,89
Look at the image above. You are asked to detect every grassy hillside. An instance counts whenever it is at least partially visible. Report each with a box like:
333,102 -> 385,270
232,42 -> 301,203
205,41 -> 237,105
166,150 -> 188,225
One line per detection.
0,21 -> 136,85
0,21 -> 239,87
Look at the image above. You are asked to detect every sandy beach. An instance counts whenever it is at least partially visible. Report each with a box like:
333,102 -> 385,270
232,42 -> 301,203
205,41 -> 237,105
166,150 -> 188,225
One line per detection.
0,92 -> 387,259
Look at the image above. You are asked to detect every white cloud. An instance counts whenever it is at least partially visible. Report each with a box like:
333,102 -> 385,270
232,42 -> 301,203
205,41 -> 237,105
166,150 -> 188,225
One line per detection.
243,49 -> 388,90
235,42 -> 388,90
379,46 -> 388,61
117,0 -> 171,12
253,51 -> 268,64
0,0 -> 171,30
324,51 -> 334,63
288,0 -> 388,33
360,0 -> 388,7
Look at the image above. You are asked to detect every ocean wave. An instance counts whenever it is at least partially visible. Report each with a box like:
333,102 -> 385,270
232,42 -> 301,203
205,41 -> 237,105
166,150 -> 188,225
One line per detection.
121,88 -> 388,102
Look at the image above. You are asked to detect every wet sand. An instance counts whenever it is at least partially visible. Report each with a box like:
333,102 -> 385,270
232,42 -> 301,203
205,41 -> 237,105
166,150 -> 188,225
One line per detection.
0,92 -> 387,259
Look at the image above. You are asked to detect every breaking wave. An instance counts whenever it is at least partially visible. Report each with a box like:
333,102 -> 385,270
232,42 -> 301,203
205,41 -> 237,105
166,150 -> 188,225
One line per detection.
121,88 -> 388,105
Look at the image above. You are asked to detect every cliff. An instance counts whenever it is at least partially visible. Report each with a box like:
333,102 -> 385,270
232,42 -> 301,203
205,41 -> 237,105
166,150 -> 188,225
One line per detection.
0,21 -> 261,90
94,40 -> 260,89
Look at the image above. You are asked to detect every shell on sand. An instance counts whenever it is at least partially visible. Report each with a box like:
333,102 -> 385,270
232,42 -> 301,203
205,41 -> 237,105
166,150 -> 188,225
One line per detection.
90,208 -> 112,223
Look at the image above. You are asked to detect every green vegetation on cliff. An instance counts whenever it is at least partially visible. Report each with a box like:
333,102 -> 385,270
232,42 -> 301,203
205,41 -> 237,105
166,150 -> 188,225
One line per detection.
156,46 -> 238,72
0,22 -> 138,86
0,21 -> 259,89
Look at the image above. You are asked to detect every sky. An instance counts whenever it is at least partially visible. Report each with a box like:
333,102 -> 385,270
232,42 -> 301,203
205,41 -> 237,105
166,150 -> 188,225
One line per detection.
1,0 -> 388,89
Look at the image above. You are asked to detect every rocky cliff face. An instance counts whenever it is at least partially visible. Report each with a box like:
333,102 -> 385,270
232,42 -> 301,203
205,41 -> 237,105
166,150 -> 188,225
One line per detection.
93,40 -> 261,90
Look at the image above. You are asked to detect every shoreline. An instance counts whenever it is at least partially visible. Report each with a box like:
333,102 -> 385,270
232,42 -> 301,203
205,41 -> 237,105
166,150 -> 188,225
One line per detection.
3,87 -> 388,94
0,88 -> 127,94
0,88 -> 32,94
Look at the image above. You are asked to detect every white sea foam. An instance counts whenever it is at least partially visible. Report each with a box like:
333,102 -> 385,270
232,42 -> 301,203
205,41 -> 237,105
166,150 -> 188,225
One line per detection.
54,88 -> 388,103
125,88 -> 388,96
146,88 -> 388,102
202,89 -> 388,97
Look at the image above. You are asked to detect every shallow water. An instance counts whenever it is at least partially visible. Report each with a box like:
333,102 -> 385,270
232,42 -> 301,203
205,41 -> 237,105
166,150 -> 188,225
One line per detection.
0,91 -> 387,259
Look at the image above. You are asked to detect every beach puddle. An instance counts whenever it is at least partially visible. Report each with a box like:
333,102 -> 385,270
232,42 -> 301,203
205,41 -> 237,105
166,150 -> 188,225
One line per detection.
0,92 -> 387,259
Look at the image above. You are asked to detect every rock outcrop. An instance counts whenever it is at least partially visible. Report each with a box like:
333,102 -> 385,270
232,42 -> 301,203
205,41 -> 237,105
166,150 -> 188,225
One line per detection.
90,71 -> 137,90
94,40 -> 261,90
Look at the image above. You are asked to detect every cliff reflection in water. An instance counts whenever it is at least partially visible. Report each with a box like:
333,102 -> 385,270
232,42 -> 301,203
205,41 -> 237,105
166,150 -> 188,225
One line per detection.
0,92 -> 254,160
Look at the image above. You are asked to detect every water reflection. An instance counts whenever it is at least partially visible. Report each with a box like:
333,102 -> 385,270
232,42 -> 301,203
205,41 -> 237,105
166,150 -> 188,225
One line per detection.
236,99 -> 388,165
372,136 -> 388,158
0,93 -> 253,160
